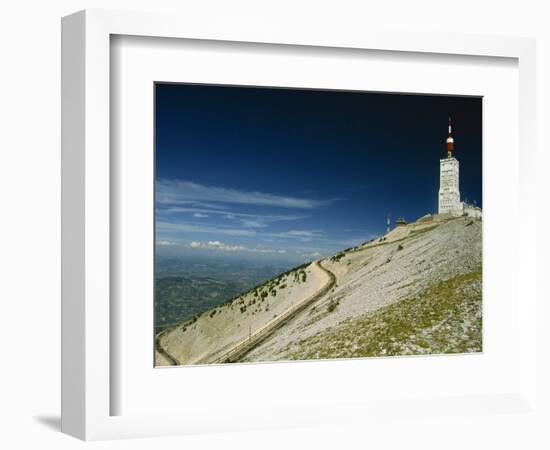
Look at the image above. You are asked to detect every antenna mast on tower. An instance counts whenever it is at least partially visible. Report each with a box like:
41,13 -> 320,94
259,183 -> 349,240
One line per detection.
386,214 -> 391,233
446,117 -> 455,158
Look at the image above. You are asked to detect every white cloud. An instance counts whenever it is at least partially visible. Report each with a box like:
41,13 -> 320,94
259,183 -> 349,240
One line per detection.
160,206 -> 308,229
187,240 -> 288,254
156,240 -> 175,246
269,229 -> 325,242
285,230 -> 321,237
224,245 -> 248,252
156,179 -> 337,209
188,240 -> 247,252
157,221 -> 257,237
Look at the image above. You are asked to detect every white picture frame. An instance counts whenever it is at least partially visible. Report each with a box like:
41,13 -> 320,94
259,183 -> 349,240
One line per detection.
61,9 -> 538,441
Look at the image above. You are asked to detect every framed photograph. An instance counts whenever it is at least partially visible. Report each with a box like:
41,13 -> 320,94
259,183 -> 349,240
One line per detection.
153,84 -> 483,367
62,9 -> 538,441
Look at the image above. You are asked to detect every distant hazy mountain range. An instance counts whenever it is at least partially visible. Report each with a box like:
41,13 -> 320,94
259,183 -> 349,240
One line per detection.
155,257 -> 292,332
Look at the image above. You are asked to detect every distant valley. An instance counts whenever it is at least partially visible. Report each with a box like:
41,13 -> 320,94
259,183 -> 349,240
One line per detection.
155,257 -> 293,332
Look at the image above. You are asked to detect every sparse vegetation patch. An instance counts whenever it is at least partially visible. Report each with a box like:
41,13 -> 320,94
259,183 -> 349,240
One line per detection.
285,269 -> 482,360
327,298 -> 340,313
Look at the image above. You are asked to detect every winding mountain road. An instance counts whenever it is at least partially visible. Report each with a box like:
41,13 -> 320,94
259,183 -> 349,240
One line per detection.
155,260 -> 337,366
205,260 -> 336,364
155,327 -> 180,366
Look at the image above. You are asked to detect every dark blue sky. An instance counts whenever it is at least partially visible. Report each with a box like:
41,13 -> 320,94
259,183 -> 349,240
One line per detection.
155,83 -> 482,262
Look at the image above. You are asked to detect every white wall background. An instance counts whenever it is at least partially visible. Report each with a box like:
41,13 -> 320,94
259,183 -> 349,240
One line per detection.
0,1 -> 548,449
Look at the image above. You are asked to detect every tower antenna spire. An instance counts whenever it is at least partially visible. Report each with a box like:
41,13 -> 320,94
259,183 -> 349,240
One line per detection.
446,116 -> 455,158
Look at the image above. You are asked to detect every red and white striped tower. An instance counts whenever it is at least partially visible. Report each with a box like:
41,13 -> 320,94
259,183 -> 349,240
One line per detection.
446,117 -> 454,158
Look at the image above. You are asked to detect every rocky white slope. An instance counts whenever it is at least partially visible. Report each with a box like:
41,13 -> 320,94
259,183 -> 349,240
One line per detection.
156,214 -> 482,365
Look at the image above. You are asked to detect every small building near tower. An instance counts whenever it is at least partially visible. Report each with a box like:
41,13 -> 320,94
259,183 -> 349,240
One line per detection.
438,118 -> 463,216
462,202 -> 482,219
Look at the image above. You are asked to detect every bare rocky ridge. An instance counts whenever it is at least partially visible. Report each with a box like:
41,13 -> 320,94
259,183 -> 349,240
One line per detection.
156,214 -> 482,365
